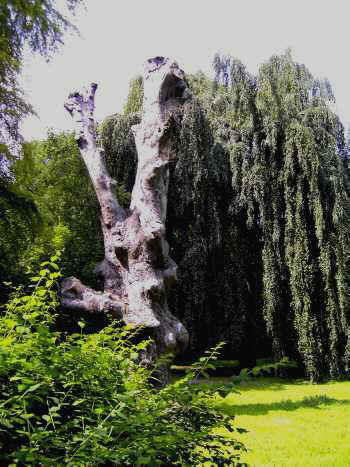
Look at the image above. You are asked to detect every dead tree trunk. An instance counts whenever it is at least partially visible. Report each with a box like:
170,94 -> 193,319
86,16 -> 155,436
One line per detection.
61,57 -> 189,369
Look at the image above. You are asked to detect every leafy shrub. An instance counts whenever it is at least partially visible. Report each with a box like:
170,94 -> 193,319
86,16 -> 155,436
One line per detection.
240,358 -> 299,378
0,255 -> 245,466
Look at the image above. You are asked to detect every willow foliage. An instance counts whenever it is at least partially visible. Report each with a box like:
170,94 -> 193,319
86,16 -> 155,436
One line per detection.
212,51 -> 350,381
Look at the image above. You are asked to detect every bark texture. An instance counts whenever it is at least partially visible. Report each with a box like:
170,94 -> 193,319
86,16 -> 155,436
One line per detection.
62,57 -> 189,361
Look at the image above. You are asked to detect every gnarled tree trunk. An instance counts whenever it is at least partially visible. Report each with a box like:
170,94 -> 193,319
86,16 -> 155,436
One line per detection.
61,57 -> 189,373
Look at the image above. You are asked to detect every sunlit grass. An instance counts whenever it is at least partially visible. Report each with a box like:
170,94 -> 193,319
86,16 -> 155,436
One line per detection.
201,377 -> 350,466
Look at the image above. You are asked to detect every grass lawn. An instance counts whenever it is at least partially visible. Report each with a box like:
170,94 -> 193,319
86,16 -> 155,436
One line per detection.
204,377 -> 350,466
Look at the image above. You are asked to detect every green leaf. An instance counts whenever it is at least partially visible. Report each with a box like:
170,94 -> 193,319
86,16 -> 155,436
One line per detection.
27,383 -> 42,393
0,419 -> 14,428
49,272 -> 60,279
72,399 -> 84,406
49,406 -> 60,412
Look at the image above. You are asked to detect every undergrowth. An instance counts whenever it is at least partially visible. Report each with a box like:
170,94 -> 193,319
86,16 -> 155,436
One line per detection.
0,252 -> 246,466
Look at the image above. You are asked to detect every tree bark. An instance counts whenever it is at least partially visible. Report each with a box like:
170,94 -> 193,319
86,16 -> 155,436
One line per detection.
61,57 -> 189,370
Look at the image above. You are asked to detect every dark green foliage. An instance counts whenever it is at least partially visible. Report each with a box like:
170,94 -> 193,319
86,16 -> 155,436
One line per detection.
0,258 -> 245,465
240,357 -> 299,378
99,113 -> 139,197
172,360 -> 240,379
0,177 -> 40,299
216,51 -> 350,381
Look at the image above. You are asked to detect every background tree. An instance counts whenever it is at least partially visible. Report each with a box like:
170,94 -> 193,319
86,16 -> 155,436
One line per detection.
12,133 -> 102,281
0,0 -> 83,155
0,0 -> 83,300
0,177 -> 40,300
217,51 -> 350,381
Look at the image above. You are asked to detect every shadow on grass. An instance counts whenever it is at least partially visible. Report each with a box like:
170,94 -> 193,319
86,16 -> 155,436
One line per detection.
196,376 -> 350,394
218,394 -> 350,416
196,376 -> 299,393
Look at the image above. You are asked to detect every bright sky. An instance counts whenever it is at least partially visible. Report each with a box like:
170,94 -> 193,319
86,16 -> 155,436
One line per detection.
20,0 -> 350,141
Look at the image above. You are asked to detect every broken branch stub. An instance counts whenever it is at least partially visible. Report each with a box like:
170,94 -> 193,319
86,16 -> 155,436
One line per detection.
61,57 -> 189,361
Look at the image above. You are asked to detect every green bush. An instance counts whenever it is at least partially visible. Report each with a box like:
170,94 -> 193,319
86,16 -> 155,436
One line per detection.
240,358 -> 299,378
0,255 -> 245,466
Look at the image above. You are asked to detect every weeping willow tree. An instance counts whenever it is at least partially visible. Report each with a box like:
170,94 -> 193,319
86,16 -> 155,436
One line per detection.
100,51 -> 350,380
211,51 -> 350,381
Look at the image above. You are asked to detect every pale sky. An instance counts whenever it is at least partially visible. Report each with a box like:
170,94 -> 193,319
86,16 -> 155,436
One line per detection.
20,0 -> 350,141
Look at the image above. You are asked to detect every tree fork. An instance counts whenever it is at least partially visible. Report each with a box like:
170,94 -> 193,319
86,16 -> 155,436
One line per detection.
61,57 -> 189,365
